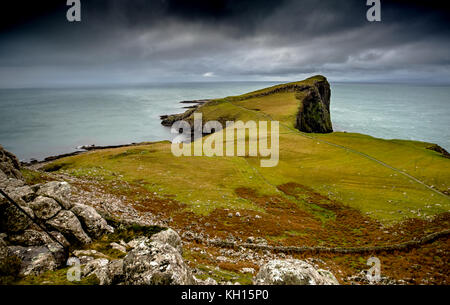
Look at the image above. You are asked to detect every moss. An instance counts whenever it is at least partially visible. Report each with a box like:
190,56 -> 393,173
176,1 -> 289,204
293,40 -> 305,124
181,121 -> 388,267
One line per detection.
13,267 -> 100,285
20,168 -> 51,185
42,162 -> 71,172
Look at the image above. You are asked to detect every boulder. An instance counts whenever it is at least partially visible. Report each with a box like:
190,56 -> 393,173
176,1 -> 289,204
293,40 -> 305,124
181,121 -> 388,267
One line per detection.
2,185 -> 35,203
110,242 -> 127,253
29,196 -> 61,220
83,258 -> 109,277
70,203 -> 113,238
96,259 -> 125,285
123,237 -> 194,285
36,181 -> 72,209
254,259 -> 339,285
8,229 -> 50,246
0,205 -> 34,233
46,210 -> 92,245
150,228 -> 183,254
0,145 -> 23,180
8,229 -> 69,247
8,243 -> 66,276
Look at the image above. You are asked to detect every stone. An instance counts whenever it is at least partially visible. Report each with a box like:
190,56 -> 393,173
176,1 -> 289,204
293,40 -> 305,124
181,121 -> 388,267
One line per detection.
123,238 -> 194,285
83,258 -> 109,277
36,181 -> 72,209
110,242 -> 127,253
70,203 -> 113,238
96,259 -> 125,285
0,145 -> 23,180
3,185 -> 35,203
241,267 -> 255,274
29,196 -> 61,220
8,243 -> 66,276
127,236 -> 147,249
149,228 -> 183,254
0,205 -> 34,233
46,210 -> 92,245
8,229 -> 51,246
73,249 -> 108,259
254,259 -> 339,285
194,276 -> 218,285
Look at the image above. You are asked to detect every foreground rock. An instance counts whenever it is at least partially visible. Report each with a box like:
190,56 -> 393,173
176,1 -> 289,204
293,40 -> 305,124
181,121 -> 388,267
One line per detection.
0,145 -> 23,180
123,236 -> 194,285
254,259 -> 339,285
78,229 -> 194,285
0,146 -> 114,278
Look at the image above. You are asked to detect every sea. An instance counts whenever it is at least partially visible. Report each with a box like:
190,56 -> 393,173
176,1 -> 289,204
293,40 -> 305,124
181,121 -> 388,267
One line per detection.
0,82 -> 449,161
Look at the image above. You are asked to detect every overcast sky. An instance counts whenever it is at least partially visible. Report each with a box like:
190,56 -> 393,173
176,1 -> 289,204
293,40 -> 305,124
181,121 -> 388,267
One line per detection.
0,0 -> 449,87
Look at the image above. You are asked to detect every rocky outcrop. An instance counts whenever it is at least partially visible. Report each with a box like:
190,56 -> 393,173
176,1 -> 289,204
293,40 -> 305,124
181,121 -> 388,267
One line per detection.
160,75 -> 333,134
295,78 -> 333,133
46,210 -> 92,245
77,229 -> 194,285
123,236 -> 194,285
71,203 -> 114,239
8,243 -> 66,276
149,228 -> 183,254
254,259 -> 339,285
36,181 -> 72,209
0,146 -> 114,278
0,145 -> 23,180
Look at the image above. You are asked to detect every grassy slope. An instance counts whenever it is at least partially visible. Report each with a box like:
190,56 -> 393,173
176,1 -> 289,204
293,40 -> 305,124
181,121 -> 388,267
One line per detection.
43,76 -> 450,224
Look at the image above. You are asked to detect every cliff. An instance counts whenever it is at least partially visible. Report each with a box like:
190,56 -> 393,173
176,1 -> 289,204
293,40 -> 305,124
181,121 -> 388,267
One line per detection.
161,75 -> 333,134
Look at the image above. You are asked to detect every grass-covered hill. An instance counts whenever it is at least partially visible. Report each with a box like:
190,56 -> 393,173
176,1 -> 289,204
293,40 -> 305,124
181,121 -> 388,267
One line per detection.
39,75 -> 450,283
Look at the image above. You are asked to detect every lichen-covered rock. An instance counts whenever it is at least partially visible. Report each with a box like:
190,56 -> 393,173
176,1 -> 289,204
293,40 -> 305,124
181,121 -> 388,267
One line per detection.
0,145 -> 23,180
2,185 -> 35,203
83,258 -> 109,277
29,196 -> 62,220
150,228 -> 183,254
109,242 -> 127,253
36,181 -> 72,209
8,229 -> 50,246
70,203 -> 113,238
8,229 -> 69,248
96,259 -> 125,285
0,205 -> 34,233
123,238 -> 194,285
46,210 -> 92,245
254,259 -> 339,285
8,243 -> 65,276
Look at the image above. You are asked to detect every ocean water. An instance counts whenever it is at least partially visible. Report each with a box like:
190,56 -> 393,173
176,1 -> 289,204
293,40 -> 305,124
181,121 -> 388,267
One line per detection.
0,82 -> 449,161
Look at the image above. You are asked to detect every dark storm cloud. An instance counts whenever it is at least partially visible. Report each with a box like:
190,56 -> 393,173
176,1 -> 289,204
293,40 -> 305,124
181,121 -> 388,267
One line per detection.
0,0 -> 449,87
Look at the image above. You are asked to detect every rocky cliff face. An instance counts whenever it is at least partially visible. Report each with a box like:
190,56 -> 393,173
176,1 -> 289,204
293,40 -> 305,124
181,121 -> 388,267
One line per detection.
160,75 -> 333,134
295,77 -> 333,133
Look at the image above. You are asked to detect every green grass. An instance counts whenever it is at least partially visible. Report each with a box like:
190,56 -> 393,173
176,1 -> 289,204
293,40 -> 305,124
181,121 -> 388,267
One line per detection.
42,76 -> 450,224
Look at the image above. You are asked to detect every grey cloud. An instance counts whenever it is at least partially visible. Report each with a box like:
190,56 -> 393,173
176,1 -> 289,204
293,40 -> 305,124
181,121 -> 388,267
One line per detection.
0,0 -> 449,87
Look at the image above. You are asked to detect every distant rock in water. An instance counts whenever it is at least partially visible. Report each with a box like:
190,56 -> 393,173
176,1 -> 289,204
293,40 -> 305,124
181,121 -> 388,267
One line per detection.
295,76 -> 333,133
